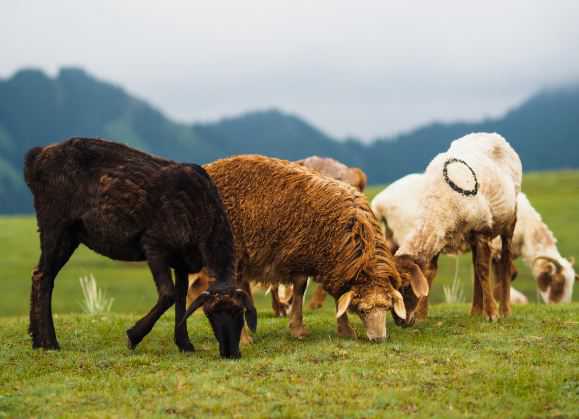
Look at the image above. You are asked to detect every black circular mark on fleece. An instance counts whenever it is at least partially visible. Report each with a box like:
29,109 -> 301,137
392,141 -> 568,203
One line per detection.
442,158 -> 479,197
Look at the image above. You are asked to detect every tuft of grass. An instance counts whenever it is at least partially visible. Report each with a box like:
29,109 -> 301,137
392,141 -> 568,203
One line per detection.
79,274 -> 114,315
443,256 -> 465,304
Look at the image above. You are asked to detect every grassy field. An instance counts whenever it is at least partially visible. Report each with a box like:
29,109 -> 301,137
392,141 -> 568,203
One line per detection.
1,306 -> 578,417
0,170 -> 578,417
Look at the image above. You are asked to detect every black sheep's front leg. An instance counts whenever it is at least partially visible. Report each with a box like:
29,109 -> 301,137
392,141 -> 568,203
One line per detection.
174,269 -> 195,352
126,251 -> 175,349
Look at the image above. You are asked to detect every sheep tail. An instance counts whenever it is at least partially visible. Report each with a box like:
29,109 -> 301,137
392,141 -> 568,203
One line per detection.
23,146 -> 44,187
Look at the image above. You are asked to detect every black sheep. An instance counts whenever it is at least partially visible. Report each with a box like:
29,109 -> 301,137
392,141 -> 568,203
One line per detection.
24,138 -> 256,358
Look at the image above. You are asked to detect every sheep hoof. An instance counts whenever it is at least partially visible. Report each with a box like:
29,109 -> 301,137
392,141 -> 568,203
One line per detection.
290,326 -> 310,339
127,336 -> 137,350
337,326 -> 357,339
175,334 -> 195,352
499,307 -> 512,318
240,331 -> 253,345
273,308 -> 288,317
485,313 -> 499,322
126,330 -> 142,350
470,307 -> 483,317
178,342 -> 195,353
37,339 -> 60,350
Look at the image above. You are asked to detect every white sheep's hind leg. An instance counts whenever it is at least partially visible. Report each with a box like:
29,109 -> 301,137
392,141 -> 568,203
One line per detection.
288,275 -> 310,338
471,235 -> 498,321
497,222 -> 516,318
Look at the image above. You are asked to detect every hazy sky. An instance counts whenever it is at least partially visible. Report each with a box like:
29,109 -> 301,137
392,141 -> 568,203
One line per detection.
2,1 -> 579,140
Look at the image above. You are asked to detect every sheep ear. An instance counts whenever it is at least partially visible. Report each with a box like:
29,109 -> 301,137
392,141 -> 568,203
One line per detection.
178,291 -> 210,328
392,289 -> 406,320
568,256 -> 575,266
236,289 -> 257,333
187,273 -> 210,302
409,264 -> 429,298
336,291 -> 353,318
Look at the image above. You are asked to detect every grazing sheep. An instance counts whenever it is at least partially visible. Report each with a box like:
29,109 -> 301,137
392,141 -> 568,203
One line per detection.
373,176 -> 576,305
493,193 -> 577,303
184,155 -> 428,342
297,156 -> 368,191
24,138 -> 255,358
373,133 -> 522,323
270,156 -> 369,314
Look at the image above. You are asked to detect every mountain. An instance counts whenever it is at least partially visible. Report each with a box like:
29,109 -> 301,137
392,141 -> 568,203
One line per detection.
0,67 -> 578,213
364,85 -> 579,180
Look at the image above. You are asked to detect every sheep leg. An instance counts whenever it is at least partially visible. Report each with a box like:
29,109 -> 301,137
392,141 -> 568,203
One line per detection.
239,278 -> 254,345
174,269 -> 194,352
308,283 -> 327,310
271,284 -> 288,317
289,275 -> 310,338
29,258 -> 42,342
415,255 -> 438,320
126,253 -> 175,349
471,236 -> 497,321
335,299 -> 356,338
471,266 -> 484,316
493,261 -> 518,301
31,228 -> 78,349
496,230 -> 514,318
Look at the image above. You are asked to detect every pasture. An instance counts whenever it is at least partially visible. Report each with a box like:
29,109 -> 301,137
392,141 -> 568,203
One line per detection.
0,170 -> 578,417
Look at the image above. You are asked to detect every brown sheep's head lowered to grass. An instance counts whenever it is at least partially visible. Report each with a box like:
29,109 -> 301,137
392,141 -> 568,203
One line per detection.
180,285 -> 256,359
391,255 -> 430,327
335,283 -> 407,342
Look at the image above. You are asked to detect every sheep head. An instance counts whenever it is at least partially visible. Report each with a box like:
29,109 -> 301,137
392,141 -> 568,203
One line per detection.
181,285 -> 257,359
392,255 -> 430,327
533,256 -> 576,304
350,167 -> 368,192
335,284 -> 406,342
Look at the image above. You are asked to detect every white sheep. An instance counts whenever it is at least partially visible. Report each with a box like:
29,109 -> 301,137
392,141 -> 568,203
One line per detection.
497,193 -> 577,303
375,133 -> 522,322
373,177 -> 577,304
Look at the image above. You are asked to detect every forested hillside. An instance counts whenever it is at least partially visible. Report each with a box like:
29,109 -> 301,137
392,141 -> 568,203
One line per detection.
1,67 -> 578,213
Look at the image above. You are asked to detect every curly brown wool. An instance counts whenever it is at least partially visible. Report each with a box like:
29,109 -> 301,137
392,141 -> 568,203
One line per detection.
204,155 -> 402,338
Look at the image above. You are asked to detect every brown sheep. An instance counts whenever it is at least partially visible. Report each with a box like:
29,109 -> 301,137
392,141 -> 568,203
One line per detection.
269,156 -> 369,315
24,138 -> 255,358
182,155 -> 428,341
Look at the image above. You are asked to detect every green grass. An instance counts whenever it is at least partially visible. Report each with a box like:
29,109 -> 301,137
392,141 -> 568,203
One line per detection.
0,170 -> 578,417
1,305 -> 577,418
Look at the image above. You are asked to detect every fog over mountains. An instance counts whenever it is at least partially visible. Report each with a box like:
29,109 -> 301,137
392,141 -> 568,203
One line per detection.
1,67 -> 578,213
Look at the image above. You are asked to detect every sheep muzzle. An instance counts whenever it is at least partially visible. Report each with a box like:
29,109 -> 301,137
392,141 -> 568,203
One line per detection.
361,309 -> 388,342
181,287 -> 256,359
